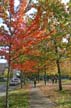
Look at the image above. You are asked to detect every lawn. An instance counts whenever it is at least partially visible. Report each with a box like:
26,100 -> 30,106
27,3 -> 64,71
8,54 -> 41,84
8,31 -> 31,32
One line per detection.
39,80 -> 71,108
0,89 -> 29,108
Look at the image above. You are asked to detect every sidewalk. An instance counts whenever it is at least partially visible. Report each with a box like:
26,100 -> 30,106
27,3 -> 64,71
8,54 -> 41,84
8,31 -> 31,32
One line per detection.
29,86 -> 56,108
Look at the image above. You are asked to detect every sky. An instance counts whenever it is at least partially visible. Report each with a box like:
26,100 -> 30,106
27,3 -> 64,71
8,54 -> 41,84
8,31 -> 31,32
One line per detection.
62,0 -> 70,4
0,0 -> 70,63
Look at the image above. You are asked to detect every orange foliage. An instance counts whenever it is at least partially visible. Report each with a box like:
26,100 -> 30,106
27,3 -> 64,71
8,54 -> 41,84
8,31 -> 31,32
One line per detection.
0,1 -> 56,73
12,60 -> 37,72
9,0 -> 14,14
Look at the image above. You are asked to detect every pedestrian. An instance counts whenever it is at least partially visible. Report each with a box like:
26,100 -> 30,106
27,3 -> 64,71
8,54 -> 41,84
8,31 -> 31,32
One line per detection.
34,78 -> 36,88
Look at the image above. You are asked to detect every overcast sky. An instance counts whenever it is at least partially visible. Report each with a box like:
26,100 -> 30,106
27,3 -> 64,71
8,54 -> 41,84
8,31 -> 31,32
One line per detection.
62,0 -> 70,4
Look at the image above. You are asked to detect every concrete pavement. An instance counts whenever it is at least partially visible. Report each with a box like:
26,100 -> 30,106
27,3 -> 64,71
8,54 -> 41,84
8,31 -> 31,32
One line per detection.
29,87 -> 56,108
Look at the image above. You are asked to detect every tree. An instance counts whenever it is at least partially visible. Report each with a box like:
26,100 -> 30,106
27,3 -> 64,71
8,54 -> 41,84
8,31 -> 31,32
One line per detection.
0,0 -> 39,107
0,0 -> 55,107
35,0 -> 70,91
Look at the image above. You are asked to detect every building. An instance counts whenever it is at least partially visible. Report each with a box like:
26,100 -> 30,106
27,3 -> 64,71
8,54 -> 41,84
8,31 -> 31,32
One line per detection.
0,59 -> 8,75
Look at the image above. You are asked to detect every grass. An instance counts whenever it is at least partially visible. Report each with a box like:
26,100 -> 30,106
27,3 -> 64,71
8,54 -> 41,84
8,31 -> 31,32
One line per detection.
62,79 -> 71,84
38,80 -> 71,108
0,89 -> 29,108
55,89 -> 71,108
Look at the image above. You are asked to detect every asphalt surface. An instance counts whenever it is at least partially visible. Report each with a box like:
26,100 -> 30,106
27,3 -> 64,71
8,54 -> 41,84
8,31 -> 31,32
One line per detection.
0,84 -> 19,96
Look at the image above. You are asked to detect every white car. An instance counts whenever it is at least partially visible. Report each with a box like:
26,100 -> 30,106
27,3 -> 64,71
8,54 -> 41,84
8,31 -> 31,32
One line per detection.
9,78 -> 20,86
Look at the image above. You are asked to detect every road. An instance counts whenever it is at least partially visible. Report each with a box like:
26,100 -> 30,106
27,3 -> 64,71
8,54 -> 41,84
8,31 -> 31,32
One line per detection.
0,84 -> 19,96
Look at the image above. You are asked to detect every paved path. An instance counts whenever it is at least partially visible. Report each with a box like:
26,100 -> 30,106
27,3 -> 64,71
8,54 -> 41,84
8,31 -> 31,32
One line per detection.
29,87 -> 56,108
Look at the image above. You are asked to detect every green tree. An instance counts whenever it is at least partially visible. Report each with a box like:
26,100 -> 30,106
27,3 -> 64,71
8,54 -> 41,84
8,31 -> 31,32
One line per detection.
35,0 -> 70,91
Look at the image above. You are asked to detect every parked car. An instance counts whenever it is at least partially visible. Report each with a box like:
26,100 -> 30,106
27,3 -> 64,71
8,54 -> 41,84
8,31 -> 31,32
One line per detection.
9,78 -> 20,86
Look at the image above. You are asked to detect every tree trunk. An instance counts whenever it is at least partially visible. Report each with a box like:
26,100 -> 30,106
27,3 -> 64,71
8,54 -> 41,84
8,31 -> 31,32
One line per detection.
53,39 -> 62,91
23,74 -> 26,85
20,71 -> 23,88
5,44 -> 11,108
5,62 -> 10,108
37,70 -> 40,83
56,60 -> 62,91
44,67 -> 47,86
